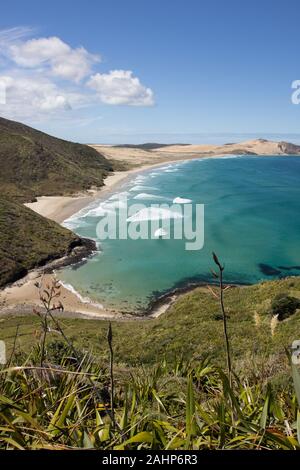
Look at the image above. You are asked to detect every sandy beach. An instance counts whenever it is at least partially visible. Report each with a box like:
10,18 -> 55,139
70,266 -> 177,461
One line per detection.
24,151 -> 214,224
0,269 -> 175,320
3,158 -> 190,319
0,272 -> 121,319
25,138 -> 300,224
4,138 -> 300,320
24,170 -> 133,223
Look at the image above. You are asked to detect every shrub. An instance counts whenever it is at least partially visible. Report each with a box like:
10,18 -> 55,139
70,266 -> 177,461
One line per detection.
47,340 -> 72,363
271,293 -> 300,320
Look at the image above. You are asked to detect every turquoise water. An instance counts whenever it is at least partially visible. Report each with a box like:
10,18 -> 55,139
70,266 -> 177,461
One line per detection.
59,156 -> 300,313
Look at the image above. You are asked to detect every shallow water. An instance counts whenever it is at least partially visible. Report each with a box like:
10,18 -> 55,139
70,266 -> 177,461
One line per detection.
59,156 -> 300,312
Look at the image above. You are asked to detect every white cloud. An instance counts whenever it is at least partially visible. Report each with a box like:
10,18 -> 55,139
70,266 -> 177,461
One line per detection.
9,37 -> 70,67
0,73 -> 87,119
0,27 -> 155,122
87,70 -> 154,106
0,26 -> 33,44
8,36 -> 100,82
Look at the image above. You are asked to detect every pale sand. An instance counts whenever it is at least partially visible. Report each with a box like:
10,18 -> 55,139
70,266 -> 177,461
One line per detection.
4,138 -> 300,320
10,163 -> 185,319
91,139 -> 300,167
0,271 -> 171,320
4,166 -> 180,319
25,155 -> 210,224
26,138 -> 299,224
0,272 -> 129,319
151,139 -> 296,155
25,171 -> 132,223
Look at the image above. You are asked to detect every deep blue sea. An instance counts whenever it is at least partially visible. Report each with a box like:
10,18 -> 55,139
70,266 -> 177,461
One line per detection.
59,156 -> 300,312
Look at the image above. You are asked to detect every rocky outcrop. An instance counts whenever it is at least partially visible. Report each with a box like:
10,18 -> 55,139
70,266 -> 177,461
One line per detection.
278,141 -> 300,154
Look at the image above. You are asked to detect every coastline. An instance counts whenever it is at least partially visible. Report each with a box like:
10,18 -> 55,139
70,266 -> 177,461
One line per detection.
3,148 -> 299,321
24,153 -> 219,224
24,170 -> 136,223
3,155 -> 211,320
24,141 -> 300,225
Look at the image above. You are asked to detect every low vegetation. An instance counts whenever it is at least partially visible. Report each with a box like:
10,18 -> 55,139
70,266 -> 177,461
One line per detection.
271,293 -> 300,321
1,348 -> 300,450
3,276 -> 300,379
0,196 -> 85,287
1,271 -> 300,450
0,117 -> 113,202
0,117 -> 114,288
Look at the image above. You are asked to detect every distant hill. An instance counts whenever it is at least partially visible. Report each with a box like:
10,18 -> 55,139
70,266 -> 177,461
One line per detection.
113,143 -> 189,150
154,139 -> 300,155
93,138 -> 300,170
0,117 -> 113,202
0,196 -> 94,287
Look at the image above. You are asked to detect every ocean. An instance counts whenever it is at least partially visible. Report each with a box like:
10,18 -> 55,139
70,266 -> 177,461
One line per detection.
59,156 -> 300,313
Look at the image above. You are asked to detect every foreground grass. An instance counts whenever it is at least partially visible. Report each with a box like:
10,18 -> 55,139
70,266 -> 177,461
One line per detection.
1,276 -> 300,449
0,349 -> 300,450
2,276 -> 300,381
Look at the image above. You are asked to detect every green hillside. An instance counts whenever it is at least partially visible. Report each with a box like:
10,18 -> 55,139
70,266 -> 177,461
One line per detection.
3,275 -> 300,379
1,272 -> 300,450
0,117 -> 114,287
0,116 -> 113,202
0,196 -> 93,287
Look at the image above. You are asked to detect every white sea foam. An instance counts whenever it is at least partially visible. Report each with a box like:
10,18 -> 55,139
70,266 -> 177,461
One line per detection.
85,205 -> 115,217
103,200 -> 127,209
130,185 -> 159,192
198,154 -> 243,162
62,217 -> 90,230
154,228 -> 168,237
62,220 -> 79,229
58,281 -> 104,309
173,197 -> 192,204
134,175 -> 147,181
84,197 -> 129,216
127,207 -> 183,222
63,205 -> 92,225
159,165 -> 172,170
108,191 -> 130,200
133,193 -> 165,200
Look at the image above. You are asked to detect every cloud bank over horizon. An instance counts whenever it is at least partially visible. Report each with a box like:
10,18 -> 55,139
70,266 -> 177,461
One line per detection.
0,26 -> 155,122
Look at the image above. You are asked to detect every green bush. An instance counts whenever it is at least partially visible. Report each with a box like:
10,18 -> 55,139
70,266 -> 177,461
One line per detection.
271,293 -> 300,320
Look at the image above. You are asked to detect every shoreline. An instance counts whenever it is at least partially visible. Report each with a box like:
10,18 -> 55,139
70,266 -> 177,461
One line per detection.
24,150 -> 300,225
24,170 -> 137,224
3,155 -> 212,320
24,153 -> 224,224
0,269 -> 248,321
3,150 -> 297,321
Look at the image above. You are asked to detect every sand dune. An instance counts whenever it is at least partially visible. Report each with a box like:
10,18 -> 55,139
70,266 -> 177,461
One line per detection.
91,139 -> 300,168
92,139 -> 300,165
27,139 -> 298,224
46,138 -> 288,224
4,138 -> 300,320
155,139 -> 300,155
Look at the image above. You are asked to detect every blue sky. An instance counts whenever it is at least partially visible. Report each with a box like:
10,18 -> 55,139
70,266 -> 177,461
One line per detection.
1,0 -> 300,143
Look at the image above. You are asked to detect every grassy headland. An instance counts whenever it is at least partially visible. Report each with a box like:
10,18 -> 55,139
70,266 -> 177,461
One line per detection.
0,116 -> 113,202
0,196 -> 95,287
0,116 -> 114,288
